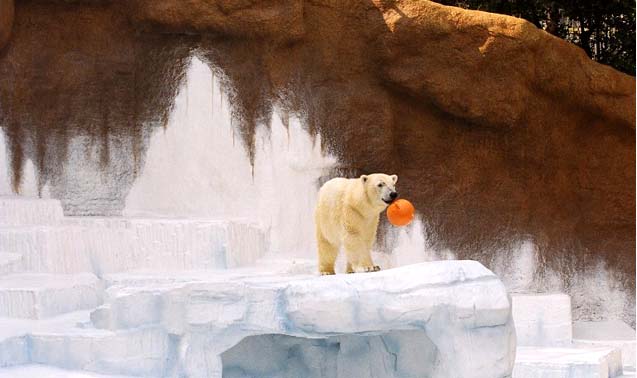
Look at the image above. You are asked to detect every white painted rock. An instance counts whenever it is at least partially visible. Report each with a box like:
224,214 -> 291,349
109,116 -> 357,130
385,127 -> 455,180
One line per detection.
0,261 -> 515,378
0,253 -> 21,276
0,364 -> 138,378
0,217 -> 267,274
512,293 -> 572,346
574,320 -> 636,368
514,346 -> 623,378
0,273 -> 102,318
95,260 -> 516,378
0,197 -> 63,226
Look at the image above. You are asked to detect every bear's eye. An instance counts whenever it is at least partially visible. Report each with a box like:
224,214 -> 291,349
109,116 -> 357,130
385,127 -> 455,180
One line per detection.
377,183 -> 384,187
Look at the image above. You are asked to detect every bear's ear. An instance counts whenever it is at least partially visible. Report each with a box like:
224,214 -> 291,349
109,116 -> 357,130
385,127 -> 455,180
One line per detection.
360,175 -> 368,183
391,175 -> 398,184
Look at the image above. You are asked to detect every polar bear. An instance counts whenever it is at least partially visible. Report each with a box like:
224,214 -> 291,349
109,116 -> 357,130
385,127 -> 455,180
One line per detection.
314,173 -> 398,275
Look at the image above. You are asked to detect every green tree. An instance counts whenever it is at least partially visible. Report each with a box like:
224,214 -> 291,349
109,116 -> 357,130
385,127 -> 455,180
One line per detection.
437,0 -> 636,75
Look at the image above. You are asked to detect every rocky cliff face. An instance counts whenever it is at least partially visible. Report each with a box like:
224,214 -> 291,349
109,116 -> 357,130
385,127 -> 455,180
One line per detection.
0,0 -> 634,323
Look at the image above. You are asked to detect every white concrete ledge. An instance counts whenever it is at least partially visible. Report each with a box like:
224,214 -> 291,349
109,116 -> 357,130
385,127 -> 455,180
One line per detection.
0,197 -> 63,227
514,346 -> 623,378
574,320 -> 636,368
0,253 -> 21,276
0,261 -> 516,378
0,273 -> 102,319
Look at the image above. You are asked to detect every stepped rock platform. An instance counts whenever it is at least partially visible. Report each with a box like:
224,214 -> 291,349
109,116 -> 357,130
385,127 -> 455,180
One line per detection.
574,320 -> 637,368
3,197 -> 635,378
511,293 -> 634,377
0,260 -> 516,378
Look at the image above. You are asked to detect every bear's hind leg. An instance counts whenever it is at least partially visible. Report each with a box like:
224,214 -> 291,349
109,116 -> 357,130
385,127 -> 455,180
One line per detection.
317,233 -> 338,275
343,232 -> 379,273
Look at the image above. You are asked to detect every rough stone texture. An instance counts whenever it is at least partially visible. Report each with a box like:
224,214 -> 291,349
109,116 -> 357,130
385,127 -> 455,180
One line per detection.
0,0 -> 12,51
0,273 -> 103,319
512,294 -> 572,347
127,0 -> 304,41
573,320 -> 637,368
0,198 -> 268,274
91,261 -> 517,378
514,346 -> 623,378
0,261 -> 516,377
0,1 -> 194,214
0,0 -> 634,324
0,197 -> 63,226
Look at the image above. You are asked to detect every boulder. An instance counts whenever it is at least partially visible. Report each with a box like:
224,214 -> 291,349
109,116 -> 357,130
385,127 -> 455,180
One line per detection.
94,260 -> 517,377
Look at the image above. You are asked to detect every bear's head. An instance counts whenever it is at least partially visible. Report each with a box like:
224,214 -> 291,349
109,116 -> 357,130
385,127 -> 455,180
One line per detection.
360,173 -> 398,208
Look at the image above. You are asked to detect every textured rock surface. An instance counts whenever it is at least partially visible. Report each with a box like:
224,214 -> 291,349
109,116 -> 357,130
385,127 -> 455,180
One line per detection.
0,365 -> 137,378
0,253 -> 21,276
510,293 -> 634,376
110,261 -> 515,378
573,320 -> 637,368
0,0 -> 634,324
0,0 -> 12,50
0,199 -> 268,274
0,1 -> 193,214
127,0 -> 304,41
514,346 -> 623,378
512,294 -> 572,347
0,273 -> 102,318
0,260 -> 516,378
0,197 -> 63,226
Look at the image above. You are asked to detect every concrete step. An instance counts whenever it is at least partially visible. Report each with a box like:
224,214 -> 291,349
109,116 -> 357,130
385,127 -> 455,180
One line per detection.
0,273 -> 103,319
0,364 -> 140,378
0,219 -> 267,274
618,367 -> 636,377
0,311 -> 172,377
27,326 -> 172,377
511,293 -> 572,346
0,197 -> 63,226
573,320 -> 636,368
0,253 -> 21,276
91,262 -> 317,331
0,311 -> 93,367
62,217 -> 269,269
514,346 -> 623,378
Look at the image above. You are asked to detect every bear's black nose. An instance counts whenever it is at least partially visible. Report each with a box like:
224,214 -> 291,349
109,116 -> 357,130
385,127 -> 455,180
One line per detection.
390,192 -> 398,199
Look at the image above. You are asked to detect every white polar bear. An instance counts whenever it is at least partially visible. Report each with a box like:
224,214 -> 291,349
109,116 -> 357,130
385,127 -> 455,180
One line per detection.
314,173 -> 398,275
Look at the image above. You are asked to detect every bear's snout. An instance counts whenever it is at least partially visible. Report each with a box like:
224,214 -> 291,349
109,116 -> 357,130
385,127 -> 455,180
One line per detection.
383,192 -> 398,204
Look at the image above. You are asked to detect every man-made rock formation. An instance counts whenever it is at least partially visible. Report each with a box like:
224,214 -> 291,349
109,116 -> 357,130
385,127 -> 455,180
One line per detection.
0,0 -> 634,325
510,293 -> 628,377
1,259 -> 516,377
4,197 -> 637,377
0,198 -> 517,377
0,198 -> 268,274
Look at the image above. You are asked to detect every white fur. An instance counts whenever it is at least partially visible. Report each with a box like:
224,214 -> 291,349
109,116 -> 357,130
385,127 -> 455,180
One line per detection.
314,173 -> 397,274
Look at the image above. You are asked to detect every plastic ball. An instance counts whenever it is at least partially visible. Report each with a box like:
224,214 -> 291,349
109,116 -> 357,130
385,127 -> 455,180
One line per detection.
387,199 -> 415,226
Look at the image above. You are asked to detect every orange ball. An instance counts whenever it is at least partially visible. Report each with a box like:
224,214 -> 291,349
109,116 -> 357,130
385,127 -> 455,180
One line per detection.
387,199 -> 415,226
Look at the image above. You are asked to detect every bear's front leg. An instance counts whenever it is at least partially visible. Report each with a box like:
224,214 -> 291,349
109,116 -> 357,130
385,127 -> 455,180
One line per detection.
343,229 -> 379,273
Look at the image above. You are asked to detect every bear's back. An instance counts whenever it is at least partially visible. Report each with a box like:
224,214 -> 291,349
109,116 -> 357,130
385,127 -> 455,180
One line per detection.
318,177 -> 350,204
